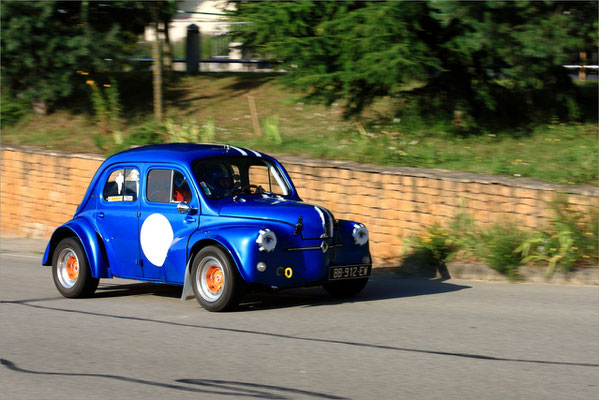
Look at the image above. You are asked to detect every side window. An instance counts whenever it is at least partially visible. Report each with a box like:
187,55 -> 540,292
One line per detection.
147,169 -> 192,203
103,168 -> 139,202
172,171 -> 192,203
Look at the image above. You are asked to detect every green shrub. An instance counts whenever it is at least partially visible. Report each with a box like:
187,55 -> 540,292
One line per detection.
165,117 -> 218,143
1,94 -> 28,126
477,223 -> 531,281
516,196 -> 598,278
166,118 -> 201,143
402,197 -> 595,282
402,223 -> 459,278
89,78 -> 123,145
126,121 -> 166,147
263,115 -> 282,144
202,118 -> 216,143
446,204 -> 479,259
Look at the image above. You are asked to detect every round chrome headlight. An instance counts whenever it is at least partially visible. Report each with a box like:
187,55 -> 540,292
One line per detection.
256,229 -> 277,252
352,224 -> 369,246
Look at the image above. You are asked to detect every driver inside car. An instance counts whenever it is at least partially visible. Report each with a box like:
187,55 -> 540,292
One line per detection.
199,163 -> 237,198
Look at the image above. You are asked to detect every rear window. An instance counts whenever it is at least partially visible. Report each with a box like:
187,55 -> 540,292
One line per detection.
103,168 -> 139,202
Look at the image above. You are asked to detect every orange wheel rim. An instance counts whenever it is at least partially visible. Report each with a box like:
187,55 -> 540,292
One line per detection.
66,256 -> 79,281
205,265 -> 224,294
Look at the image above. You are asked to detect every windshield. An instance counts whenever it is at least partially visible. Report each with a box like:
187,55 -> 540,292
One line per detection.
192,156 -> 291,200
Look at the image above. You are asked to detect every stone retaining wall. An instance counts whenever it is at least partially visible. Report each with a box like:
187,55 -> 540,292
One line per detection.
2,146 -> 597,265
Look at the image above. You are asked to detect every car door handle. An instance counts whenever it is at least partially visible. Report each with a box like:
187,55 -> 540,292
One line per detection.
184,216 -> 196,223
97,212 -> 105,218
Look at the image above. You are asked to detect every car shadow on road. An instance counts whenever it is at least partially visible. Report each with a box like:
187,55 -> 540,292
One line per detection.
94,282 -> 182,299
93,273 -> 470,311
238,275 -> 470,311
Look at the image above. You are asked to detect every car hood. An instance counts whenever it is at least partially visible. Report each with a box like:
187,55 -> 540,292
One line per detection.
217,196 -> 334,239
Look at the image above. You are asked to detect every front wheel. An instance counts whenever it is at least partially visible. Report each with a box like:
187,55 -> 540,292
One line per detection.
191,246 -> 242,312
52,237 -> 99,298
323,278 -> 368,298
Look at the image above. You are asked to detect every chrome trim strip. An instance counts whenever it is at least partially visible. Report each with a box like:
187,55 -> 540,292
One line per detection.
286,243 -> 343,252
314,206 -> 326,236
322,207 -> 334,237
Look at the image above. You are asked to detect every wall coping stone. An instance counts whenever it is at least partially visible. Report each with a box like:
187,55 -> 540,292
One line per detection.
274,154 -> 599,197
3,145 -> 597,197
1,145 -> 105,162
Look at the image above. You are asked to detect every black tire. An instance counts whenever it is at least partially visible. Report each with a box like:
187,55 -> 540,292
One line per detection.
191,245 -> 242,312
323,278 -> 368,298
52,237 -> 99,298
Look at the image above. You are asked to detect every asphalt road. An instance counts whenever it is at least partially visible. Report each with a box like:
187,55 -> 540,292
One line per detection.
1,248 -> 598,399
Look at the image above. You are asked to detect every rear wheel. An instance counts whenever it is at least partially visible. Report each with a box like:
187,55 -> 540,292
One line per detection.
323,278 -> 368,297
191,246 -> 242,312
52,237 -> 99,298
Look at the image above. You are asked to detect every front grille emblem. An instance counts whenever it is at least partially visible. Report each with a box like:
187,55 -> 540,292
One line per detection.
320,241 -> 329,253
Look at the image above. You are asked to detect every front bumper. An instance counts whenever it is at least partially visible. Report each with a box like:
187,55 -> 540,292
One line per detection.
246,237 -> 371,289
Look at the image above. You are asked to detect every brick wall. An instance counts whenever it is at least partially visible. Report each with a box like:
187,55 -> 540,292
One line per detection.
1,147 -> 103,239
2,146 -> 597,265
279,156 -> 598,263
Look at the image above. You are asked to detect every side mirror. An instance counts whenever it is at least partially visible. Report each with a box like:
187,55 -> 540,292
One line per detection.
177,202 -> 191,214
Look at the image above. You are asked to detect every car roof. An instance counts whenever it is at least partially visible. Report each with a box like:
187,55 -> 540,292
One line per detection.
104,143 -> 266,166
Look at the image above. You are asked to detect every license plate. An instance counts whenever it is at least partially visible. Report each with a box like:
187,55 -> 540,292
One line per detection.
328,264 -> 371,280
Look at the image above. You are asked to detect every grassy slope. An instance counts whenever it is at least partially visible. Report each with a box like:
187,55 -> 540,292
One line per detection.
2,72 -> 597,185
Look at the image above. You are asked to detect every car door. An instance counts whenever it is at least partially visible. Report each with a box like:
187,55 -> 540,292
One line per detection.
139,165 -> 199,283
94,166 -> 143,278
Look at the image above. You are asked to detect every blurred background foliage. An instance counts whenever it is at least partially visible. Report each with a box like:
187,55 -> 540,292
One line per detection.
232,0 -> 597,128
1,1 -> 597,185
0,1 -> 167,113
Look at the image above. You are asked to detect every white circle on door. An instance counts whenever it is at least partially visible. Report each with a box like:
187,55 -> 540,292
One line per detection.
140,213 -> 174,267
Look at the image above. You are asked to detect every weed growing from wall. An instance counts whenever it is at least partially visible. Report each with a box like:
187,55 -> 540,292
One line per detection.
402,223 -> 459,279
402,195 -> 597,281
516,196 -> 598,278
477,223 -> 531,281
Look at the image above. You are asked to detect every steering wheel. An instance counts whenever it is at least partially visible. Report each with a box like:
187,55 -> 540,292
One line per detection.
230,184 -> 265,196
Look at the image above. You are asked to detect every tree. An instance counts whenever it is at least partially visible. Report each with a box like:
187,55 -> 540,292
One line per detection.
425,1 -> 597,127
0,1 -> 158,114
232,1 -> 597,127
232,1 -> 435,116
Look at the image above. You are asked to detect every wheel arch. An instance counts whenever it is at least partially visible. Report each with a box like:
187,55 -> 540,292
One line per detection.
43,220 -> 111,279
187,238 -> 244,279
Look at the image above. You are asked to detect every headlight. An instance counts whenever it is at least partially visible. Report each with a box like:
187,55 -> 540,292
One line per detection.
256,229 -> 277,252
352,224 -> 368,246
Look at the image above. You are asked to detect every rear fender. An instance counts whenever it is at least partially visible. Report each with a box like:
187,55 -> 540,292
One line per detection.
42,218 -> 111,279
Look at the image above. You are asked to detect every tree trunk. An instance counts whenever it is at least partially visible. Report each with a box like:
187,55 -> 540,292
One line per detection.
162,19 -> 173,72
579,51 -> 587,81
152,22 -> 163,120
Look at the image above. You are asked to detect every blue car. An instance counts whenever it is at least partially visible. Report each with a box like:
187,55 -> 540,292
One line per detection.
43,143 -> 371,311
